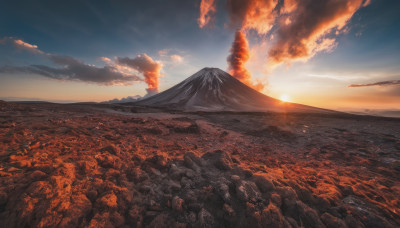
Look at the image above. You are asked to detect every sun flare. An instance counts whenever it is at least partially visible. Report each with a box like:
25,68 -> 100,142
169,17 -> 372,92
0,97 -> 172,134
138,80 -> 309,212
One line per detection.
280,94 -> 291,102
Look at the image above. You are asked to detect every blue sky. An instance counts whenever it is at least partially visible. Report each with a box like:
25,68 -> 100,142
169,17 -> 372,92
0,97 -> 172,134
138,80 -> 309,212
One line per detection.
0,0 -> 399,110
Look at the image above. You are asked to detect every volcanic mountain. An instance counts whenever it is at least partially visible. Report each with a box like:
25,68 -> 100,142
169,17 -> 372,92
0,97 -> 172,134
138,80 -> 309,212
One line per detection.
135,67 -> 330,113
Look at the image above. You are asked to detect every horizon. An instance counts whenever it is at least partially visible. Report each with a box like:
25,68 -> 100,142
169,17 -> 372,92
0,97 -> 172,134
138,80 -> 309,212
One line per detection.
1,0 -> 399,113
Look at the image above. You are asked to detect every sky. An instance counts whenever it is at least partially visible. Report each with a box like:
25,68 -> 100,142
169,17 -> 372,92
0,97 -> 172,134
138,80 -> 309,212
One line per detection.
0,0 -> 399,111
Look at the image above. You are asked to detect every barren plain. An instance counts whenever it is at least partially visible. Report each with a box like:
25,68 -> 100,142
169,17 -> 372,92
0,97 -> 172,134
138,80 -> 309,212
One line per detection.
0,101 -> 399,227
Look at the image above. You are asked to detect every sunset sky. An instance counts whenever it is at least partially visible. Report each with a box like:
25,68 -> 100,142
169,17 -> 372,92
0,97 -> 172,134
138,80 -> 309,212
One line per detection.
0,0 -> 399,111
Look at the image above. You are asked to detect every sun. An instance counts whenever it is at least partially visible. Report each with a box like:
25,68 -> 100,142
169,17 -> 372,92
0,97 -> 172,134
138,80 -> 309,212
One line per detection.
279,94 -> 291,102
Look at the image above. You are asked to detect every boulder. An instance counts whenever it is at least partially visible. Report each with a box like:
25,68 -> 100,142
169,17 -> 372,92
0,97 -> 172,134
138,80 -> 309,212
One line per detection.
0,190 -> 7,205
172,196 -> 184,212
260,204 -> 290,227
198,208 -> 215,228
202,150 -> 233,170
236,180 -> 261,203
252,175 -> 275,193
321,212 -> 348,228
97,192 -> 118,210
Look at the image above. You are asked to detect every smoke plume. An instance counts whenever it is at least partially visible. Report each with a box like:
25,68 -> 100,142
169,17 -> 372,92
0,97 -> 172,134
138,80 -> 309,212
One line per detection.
227,30 -> 264,91
199,0 -> 370,75
116,54 -> 162,95
198,0 -> 217,28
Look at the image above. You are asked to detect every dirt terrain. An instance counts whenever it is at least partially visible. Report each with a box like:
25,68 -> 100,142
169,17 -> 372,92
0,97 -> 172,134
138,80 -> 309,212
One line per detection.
0,101 -> 399,227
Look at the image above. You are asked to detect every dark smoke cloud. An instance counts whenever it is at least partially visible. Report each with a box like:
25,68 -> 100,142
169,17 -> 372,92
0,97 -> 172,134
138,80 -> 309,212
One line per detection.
116,54 -> 162,94
348,80 -> 400,88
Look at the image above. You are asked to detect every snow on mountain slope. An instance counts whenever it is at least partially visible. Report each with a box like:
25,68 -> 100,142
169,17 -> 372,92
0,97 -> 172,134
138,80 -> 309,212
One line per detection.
134,67 -> 331,113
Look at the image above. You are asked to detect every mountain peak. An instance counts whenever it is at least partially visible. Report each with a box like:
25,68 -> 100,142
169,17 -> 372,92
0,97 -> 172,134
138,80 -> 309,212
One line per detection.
186,67 -> 231,83
195,67 -> 229,76
200,67 -> 223,72
171,68 -> 232,92
135,67 -> 329,113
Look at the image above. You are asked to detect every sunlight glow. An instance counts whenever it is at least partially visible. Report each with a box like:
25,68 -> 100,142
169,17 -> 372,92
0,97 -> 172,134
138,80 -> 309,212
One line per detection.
280,94 -> 291,102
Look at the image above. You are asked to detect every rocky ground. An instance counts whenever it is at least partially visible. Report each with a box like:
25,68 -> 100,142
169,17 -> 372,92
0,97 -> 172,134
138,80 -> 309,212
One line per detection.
0,101 -> 399,228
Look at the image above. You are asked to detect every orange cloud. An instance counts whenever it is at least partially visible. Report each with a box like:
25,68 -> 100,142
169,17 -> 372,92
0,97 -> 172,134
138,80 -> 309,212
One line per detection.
198,1 -> 274,90
281,0 -> 297,13
202,0 -> 370,71
227,30 -> 265,91
224,1 -> 278,91
198,0 -> 217,28
116,54 -> 163,95
362,0 -> 372,7
226,0 -> 278,34
268,0 -> 367,66
0,37 -> 44,54
13,39 -> 44,54
99,57 -> 112,63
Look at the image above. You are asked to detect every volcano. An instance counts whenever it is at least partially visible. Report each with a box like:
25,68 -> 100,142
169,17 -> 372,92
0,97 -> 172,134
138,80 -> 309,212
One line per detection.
135,67 -> 330,113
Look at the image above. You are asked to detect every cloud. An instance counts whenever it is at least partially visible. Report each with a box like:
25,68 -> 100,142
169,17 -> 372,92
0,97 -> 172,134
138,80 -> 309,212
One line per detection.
226,0 -> 278,34
158,49 -> 185,64
198,0 -> 217,28
158,49 -> 170,57
306,73 -> 367,81
0,37 -> 44,54
200,0 -> 278,89
0,37 -> 141,85
348,80 -> 400,88
347,79 -> 400,98
362,0 -> 372,7
199,0 -> 370,70
116,54 -> 163,93
227,30 -> 265,91
0,36 -> 165,86
99,57 -> 112,63
226,0 -> 368,66
268,0 -> 366,65
103,88 -> 162,104
0,55 -> 141,85
170,54 -> 183,63
105,95 -> 142,103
